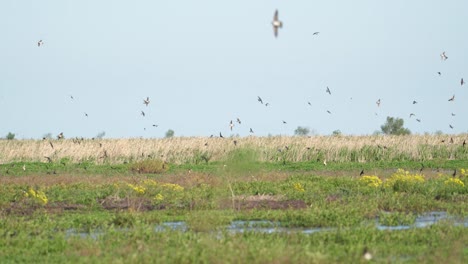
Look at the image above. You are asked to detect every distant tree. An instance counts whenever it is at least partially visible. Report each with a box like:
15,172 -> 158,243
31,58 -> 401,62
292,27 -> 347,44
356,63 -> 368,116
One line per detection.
434,130 -> 443,136
165,129 -> 175,138
294,126 -> 310,136
332,130 -> 342,136
380,116 -> 411,135
95,131 -> 106,139
6,132 -> 15,140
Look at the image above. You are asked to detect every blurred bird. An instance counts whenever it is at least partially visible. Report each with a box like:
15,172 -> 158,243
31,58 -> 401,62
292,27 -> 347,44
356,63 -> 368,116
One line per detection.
440,51 -> 448,61
326,87 -> 331,95
70,95 -> 74,100
448,95 -> 455,101
219,132 -> 224,138
49,141 -> 54,149
451,113 -> 456,116
152,124 -> 158,127
257,96 -> 263,104
85,113 -> 88,117
463,140 -> 466,147
452,169 -> 457,177
143,97 -> 150,106
141,111 -> 145,117
230,120 -> 234,131
416,119 -> 421,122
360,170 -> 364,176
265,103 -> 270,106
308,102 -> 312,106
57,132 -> 64,140
250,128 -> 254,133
327,110 -> 331,114
449,124 -> 454,129
437,72 -> 441,76
282,120 -> 287,124
461,78 -> 465,86
412,100 -> 417,104
376,99 -> 381,107
37,40 -> 43,47
237,118 -> 241,124
272,9 -> 283,38
409,113 -> 415,118
313,32 -> 320,36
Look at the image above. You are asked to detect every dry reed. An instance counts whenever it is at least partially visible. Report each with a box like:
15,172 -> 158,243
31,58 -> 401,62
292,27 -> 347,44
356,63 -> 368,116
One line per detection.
0,134 -> 466,164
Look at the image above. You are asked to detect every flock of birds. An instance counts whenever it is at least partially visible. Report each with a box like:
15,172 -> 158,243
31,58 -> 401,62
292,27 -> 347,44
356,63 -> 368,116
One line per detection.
34,9 -> 465,141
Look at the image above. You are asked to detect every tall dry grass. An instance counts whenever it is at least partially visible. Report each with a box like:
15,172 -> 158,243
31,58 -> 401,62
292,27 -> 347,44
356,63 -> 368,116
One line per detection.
0,134 -> 466,164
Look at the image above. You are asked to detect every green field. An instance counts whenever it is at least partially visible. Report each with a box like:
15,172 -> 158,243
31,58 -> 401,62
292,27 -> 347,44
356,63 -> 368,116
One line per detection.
1,137 -> 467,263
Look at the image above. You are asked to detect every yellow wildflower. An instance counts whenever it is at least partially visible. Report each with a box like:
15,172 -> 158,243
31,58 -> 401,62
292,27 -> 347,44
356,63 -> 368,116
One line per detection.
444,178 -> 465,187
161,183 -> 184,192
127,183 -> 146,194
293,183 -> 305,192
359,175 -> 382,187
154,193 -> 164,201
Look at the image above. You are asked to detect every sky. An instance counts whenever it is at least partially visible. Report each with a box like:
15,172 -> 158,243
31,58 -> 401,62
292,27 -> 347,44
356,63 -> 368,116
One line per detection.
1,0 -> 467,139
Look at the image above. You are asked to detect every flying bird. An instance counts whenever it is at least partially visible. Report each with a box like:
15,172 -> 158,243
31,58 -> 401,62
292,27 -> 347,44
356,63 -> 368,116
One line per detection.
437,72 -> 441,76
440,52 -> 448,61
313,32 -> 320,36
461,78 -> 465,86
152,124 -> 158,127
229,120 -> 234,131
448,95 -> 455,101
326,87 -> 331,95
57,132 -> 64,140
409,113 -> 415,118
282,120 -> 287,124
449,124 -> 454,129
327,110 -> 331,114
257,96 -> 263,104
85,113 -> 88,117
272,9 -> 283,38
265,103 -> 269,106
237,118 -> 241,124
376,99 -> 381,107
219,132 -> 224,138
250,128 -> 254,133
307,101 -> 312,106
412,100 -> 417,104
143,97 -> 150,106
37,40 -> 43,47
416,119 -> 421,122
451,113 -> 456,116
141,111 -> 145,117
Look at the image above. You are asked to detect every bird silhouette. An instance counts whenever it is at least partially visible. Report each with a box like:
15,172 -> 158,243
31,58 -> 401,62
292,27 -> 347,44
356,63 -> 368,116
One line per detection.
451,113 -> 456,116
360,170 -> 364,176
307,102 -> 311,106
265,103 -> 270,106
85,113 -> 88,117
250,128 -> 254,133
230,120 -> 234,131
326,87 -> 331,95
257,96 -> 263,104
219,132 -> 224,138
152,124 -> 158,127
449,124 -> 454,129
57,132 -> 64,140
376,99 -> 381,107
143,97 -> 150,106
463,140 -> 466,147
272,10 -> 283,38
416,119 -> 421,122
141,111 -> 145,117
237,118 -> 241,124
282,120 -> 287,124
437,72 -> 441,76
409,113 -> 415,118
448,95 -> 455,102
412,100 -> 417,104
440,51 -> 448,61
461,78 -> 465,86
313,32 -> 320,36
327,110 -> 331,114
37,40 -> 43,47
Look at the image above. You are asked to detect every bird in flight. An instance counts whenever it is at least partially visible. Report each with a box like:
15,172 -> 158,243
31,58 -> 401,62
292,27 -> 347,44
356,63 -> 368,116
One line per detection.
326,87 -> 331,95
152,124 -> 158,127
85,112 -> 88,117
230,120 -> 234,131
307,101 -> 312,106
461,78 -> 465,86
37,40 -> 43,47
327,110 -> 331,114
376,99 -> 381,107
250,128 -> 254,133
237,118 -> 241,124
437,72 -> 441,76
313,32 -> 320,36
265,103 -> 270,106
416,119 -> 421,122
409,113 -> 415,118
143,97 -> 150,106
448,95 -> 455,102
141,111 -> 145,117
451,113 -> 456,116
449,124 -> 454,129
440,52 -> 448,61
57,132 -> 64,140
257,96 -> 263,104
272,9 -> 283,38
282,120 -> 287,124
219,132 -> 224,138
412,100 -> 417,104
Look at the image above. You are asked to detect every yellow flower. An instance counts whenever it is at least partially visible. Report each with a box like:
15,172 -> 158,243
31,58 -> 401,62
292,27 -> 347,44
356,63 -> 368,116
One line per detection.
27,188 -> 48,205
127,183 -> 146,194
384,169 -> 425,188
161,183 -> 184,192
154,193 -> 164,201
460,168 -> 466,177
359,175 -> 382,187
444,178 -> 465,187
293,183 -> 305,192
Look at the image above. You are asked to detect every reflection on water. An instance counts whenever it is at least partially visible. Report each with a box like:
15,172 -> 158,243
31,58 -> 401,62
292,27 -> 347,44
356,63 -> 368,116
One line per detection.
65,211 -> 468,239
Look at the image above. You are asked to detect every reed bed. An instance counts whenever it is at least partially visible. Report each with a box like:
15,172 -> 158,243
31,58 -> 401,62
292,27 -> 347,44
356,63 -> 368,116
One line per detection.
0,134 -> 466,164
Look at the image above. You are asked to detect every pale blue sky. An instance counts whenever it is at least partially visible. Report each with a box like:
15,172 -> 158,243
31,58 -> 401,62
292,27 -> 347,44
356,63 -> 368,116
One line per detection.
1,1 -> 467,139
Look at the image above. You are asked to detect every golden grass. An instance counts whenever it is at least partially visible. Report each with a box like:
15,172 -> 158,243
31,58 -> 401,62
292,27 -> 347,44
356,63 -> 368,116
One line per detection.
0,134 -> 466,164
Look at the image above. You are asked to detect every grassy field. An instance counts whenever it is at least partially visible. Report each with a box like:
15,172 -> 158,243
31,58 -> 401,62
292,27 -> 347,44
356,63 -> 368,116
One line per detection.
1,135 -> 467,263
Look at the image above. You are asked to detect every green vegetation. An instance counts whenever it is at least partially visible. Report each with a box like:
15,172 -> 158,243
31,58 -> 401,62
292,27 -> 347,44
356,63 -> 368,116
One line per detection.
0,140 -> 467,263
381,116 -> 411,135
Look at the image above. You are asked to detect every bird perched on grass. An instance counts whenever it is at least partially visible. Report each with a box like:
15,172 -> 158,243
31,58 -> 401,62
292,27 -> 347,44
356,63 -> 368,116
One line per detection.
272,10 -> 283,38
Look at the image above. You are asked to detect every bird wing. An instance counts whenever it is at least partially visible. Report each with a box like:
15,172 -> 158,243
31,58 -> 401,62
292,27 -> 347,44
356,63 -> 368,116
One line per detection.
273,10 -> 278,21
